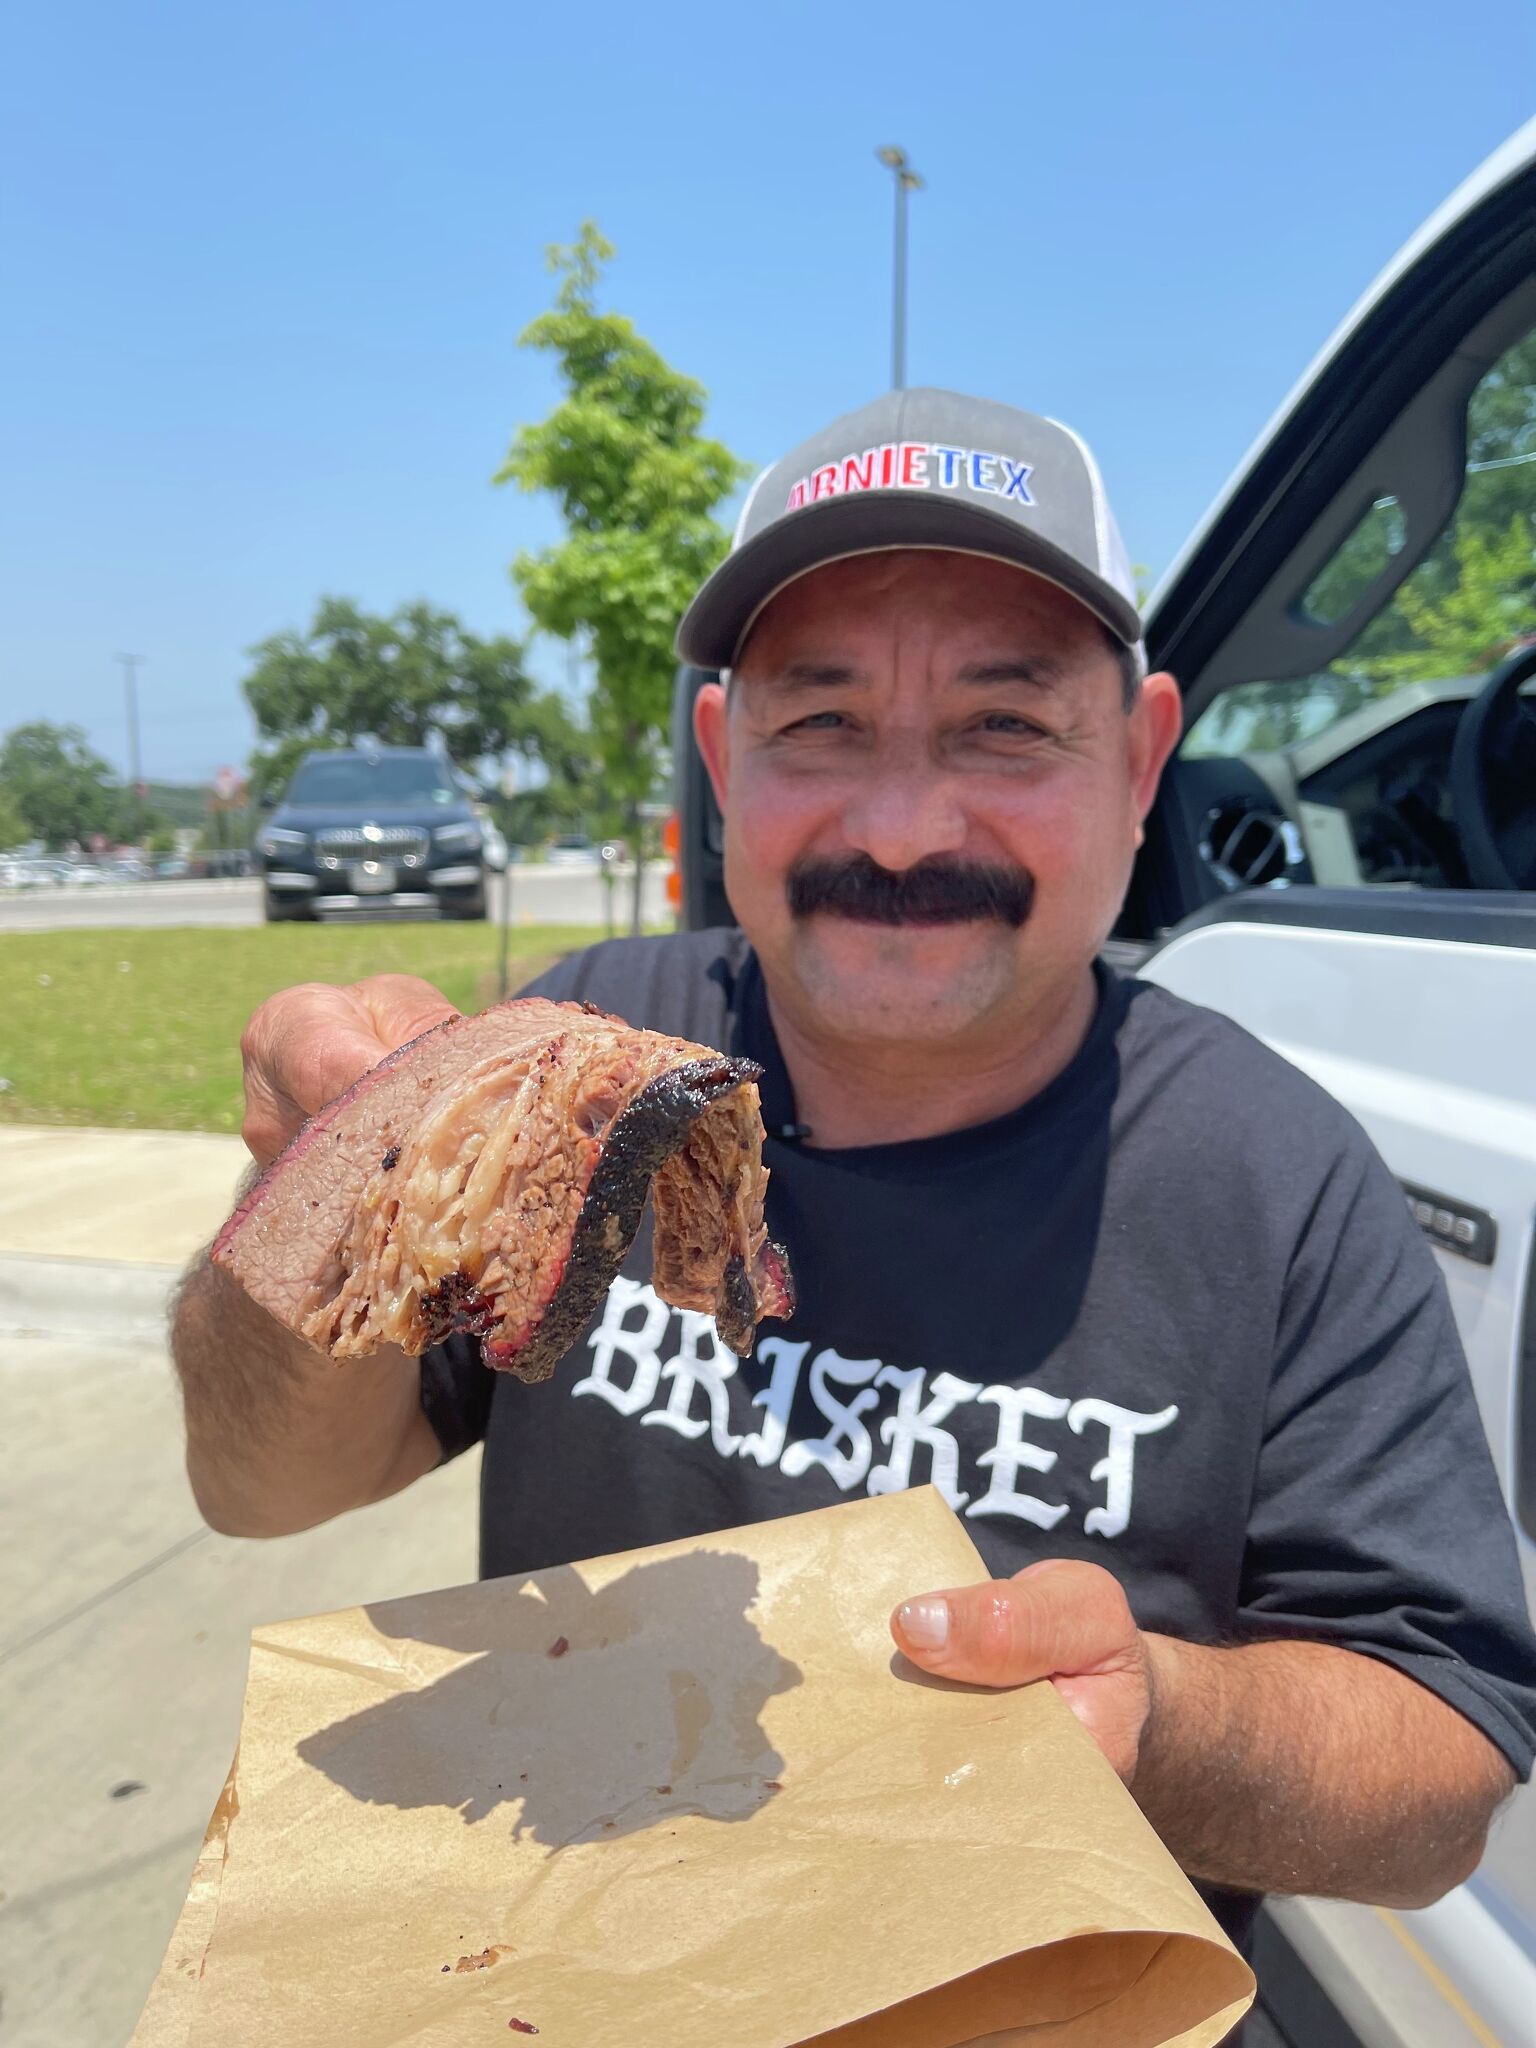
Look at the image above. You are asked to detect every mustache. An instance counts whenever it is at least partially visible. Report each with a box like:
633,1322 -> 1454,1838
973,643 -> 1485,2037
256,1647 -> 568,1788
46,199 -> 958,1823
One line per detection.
786,854 -> 1035,928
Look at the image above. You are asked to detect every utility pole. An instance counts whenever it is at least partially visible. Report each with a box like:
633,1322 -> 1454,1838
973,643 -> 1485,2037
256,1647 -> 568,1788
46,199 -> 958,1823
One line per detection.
116,654 -> 144,844
875,146 -> 924,390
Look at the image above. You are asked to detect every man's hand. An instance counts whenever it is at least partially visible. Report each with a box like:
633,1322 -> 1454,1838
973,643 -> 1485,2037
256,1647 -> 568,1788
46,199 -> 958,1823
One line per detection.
891,1566 -> 1514,1907
891,1560 -> 1151,1779
240,973 -> 459,1164
174,972 -> 459,1538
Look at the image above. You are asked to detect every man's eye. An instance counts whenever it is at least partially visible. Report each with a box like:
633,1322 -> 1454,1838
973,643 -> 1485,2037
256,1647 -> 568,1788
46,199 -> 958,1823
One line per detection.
976,713 -> 1046,738
784,711 -> 847,733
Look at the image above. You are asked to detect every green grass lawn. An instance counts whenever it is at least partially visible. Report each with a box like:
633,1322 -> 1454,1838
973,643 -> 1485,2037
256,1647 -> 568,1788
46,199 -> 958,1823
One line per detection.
0,923 -> 605,1134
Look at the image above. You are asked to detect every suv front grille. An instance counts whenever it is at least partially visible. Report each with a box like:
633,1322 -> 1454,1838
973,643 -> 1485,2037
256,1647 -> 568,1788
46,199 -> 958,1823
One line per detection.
315,826 -> 430,870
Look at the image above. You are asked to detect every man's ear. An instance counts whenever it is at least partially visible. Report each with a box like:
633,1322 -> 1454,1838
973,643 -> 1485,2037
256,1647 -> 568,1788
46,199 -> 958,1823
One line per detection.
693,681 -> 730,811
1128,671 -> 1183,835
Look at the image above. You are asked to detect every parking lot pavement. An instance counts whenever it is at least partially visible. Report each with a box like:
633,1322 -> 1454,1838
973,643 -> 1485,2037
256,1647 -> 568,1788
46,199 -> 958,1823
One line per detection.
0,1125 -> 484,2045
0,864 -> 669,932
0,878 -> 258,931
0,1330 -> 482,2048
0,1127 -> 249,1268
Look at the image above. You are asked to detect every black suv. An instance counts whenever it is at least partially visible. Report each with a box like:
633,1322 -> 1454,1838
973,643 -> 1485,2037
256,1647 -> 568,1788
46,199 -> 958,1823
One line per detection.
255,746 -> 489,922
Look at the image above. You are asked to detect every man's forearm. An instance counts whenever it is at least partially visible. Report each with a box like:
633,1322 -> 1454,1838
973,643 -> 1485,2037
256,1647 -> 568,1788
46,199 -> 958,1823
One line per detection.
172,1256 -> 440,1538
1135,1634 -> 1515,1907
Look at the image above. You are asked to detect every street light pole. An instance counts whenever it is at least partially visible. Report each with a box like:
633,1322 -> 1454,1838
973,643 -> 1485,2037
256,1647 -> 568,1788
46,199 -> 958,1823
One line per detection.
116,653 -> 144,844
875,146 -> 924,390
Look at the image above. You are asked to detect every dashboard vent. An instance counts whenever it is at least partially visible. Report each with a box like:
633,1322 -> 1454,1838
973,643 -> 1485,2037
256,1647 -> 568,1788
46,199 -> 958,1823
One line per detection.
1199,802 -> 1296,890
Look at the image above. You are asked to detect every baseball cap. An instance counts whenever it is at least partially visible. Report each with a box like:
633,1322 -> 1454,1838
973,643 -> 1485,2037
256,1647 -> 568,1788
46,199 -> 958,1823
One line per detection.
676,387 -> 1141,669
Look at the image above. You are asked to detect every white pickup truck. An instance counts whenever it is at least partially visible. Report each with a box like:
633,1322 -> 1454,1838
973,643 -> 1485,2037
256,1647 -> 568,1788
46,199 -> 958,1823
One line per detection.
672,117 -> 1536,2047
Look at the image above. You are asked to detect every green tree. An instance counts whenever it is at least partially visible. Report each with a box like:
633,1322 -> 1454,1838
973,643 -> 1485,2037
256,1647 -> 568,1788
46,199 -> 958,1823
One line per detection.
0,722 -> 124,849
491,690 -> 599,848
497,222 -> 747,931
0,785 -> 29,851
142,779 -> 222,830
241,598 -> 540,799
1358,516 -> 1534,684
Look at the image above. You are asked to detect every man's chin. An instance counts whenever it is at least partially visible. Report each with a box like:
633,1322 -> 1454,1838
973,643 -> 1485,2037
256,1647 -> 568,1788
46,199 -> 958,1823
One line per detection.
788,917 -> 1020,1037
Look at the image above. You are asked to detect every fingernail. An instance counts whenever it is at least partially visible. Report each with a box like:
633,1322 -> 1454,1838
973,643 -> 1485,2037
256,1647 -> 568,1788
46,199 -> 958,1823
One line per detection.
898,1598 -> 950,1651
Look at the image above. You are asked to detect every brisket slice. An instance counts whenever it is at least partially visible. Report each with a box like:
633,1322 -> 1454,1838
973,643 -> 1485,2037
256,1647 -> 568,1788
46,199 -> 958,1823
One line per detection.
210,996 -> 794,1384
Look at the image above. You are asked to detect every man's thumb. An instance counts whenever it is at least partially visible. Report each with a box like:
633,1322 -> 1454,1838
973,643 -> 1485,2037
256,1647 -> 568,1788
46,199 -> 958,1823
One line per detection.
890,1561 -> 1133,1689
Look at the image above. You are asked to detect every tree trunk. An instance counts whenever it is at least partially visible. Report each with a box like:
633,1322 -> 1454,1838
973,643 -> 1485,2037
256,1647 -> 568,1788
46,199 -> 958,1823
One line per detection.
626,794 -> 643,937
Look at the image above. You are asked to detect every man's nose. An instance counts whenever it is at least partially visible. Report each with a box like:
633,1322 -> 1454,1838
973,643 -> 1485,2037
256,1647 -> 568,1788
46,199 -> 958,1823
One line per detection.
839,749 -> 967,871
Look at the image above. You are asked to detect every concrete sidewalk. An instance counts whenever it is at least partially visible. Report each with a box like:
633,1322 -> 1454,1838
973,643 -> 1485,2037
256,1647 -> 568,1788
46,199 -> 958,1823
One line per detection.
0,1125 -> 248,1265
0,1127 -> 484,2046
0,1126 -> 249,1339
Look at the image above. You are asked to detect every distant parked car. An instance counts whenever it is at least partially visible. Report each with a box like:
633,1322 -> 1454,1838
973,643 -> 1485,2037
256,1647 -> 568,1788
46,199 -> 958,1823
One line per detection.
193,849 -> 251,879
21,860 -> 70,888
255,745 -> 490,922
544,834 -> 599,868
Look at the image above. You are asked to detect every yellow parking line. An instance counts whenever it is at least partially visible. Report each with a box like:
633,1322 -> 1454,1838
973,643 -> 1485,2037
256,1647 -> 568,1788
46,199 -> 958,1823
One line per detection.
1374,1908 -> 1504,2048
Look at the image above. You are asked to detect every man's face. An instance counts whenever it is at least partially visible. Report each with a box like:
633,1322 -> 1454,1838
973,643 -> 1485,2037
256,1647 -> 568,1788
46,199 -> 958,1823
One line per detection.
694,549 -> 1181,1046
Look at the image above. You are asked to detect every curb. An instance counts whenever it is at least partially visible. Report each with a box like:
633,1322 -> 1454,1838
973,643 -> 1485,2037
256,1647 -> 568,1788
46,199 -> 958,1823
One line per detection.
0,1250 -> 180,1341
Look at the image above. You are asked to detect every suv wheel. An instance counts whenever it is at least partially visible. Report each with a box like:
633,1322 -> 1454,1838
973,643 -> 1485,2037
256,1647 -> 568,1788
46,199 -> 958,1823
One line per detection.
263,890 -> 312,923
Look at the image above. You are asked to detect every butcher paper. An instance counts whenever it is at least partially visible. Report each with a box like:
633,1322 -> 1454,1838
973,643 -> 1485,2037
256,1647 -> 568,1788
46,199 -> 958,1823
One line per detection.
132,1485 -> 1254,2046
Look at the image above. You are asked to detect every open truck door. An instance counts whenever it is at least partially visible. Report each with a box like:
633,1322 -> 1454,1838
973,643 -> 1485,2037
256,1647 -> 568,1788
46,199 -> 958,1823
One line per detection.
1137,121 -> 1536,2048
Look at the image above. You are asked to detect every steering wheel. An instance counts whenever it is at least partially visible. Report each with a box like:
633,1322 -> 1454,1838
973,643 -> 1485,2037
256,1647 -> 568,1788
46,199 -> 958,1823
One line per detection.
1449,641 -> 1536,890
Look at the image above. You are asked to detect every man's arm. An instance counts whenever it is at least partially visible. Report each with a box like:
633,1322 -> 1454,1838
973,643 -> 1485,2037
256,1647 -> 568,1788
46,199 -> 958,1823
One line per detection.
174,1260 -> 441,1536
172,973 -> 459,1537
891,1560 -> 1515,1908
1137,1629 -> 1513,1905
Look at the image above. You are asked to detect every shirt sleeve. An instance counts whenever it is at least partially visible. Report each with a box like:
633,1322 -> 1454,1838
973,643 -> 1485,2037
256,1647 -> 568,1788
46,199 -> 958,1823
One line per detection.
420,1334 -> 494,1463
416,945 -> 597,1462
1239,1124 -> 1536,1778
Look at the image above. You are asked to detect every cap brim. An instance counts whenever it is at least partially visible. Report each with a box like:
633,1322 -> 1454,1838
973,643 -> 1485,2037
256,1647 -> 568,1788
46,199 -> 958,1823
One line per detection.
676,491 -> 1142,668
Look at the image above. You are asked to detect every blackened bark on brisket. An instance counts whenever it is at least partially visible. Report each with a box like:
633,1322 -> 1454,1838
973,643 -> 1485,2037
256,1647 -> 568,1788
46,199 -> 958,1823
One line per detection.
420,1271 -> 498,1344
485,1056 -> 763,1384
715,1255 -> 759,1357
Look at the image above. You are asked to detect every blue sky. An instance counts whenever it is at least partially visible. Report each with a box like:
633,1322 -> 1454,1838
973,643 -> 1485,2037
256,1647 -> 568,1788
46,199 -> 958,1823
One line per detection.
2,0 -> 1531,782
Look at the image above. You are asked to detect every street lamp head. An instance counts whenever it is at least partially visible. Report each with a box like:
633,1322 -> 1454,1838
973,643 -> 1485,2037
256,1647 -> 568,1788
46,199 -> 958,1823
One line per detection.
875,144 -> 908,170
899,170 -> 925,192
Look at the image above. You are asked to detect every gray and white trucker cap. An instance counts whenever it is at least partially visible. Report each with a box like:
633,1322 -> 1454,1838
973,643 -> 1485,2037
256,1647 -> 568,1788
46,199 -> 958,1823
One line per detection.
676,387 -> 1141,669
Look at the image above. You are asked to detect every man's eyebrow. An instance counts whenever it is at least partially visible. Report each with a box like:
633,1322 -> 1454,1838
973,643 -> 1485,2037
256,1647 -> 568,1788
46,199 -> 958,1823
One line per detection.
744,660 -> 861,690
955,657 -> 1069,690
736,656 -> 1070,692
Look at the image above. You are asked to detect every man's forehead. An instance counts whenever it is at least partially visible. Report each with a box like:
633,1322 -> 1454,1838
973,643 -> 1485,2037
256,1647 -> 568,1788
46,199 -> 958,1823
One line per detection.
732,549 -> 1103,679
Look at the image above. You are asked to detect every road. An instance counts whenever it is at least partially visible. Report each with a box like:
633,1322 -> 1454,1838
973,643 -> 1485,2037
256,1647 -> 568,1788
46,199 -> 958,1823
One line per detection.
0,864 -> 669,934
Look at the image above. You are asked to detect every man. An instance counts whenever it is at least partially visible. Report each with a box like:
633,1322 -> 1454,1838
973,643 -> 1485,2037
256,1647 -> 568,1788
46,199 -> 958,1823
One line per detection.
175,390 -> 1536,1954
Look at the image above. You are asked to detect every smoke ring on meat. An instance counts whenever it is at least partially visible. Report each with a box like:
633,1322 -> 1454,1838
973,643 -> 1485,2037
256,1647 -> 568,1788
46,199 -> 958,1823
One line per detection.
211,999 -> 795,1385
